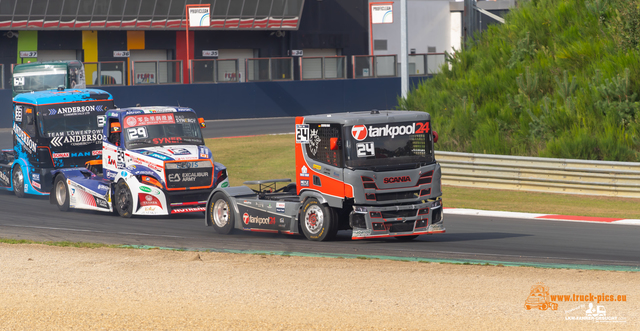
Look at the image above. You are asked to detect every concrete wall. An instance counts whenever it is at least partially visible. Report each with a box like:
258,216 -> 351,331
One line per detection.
0,77 -> 429,128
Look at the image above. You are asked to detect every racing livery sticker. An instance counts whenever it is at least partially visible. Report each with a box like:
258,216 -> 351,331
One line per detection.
356,142 -> 375,157
138,193 -> 161,210
276,202 -> 285,213
49,104 -> 105,116
238,206 -> 292,230
14,105 -> 23,122
0,170 -> 10,186
13,123 -> 37,154
300,180 -> 309,187
351,125 -> 368,141
299,165 -> 309,177
296,124 -> 309,143
308,129 -> 320,155
124,114 -> 175,128
168,148 -> 190,155
352,122 -> 430,141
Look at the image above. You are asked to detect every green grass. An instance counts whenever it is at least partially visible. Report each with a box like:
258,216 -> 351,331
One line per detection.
0,238 -> 121,248
207,135 -> 295,187
401,0 -> 640,161
207,134 -> 640,218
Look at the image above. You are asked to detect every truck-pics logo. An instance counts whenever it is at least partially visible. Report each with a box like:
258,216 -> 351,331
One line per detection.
383,176 -> 411,184
242,212 -> 276,225
525,283 -> 558,311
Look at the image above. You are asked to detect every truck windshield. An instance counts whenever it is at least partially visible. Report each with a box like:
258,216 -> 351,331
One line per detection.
123,112 -> 204,149
37,102 -> 112,143
344,121 -> 435,170
13,66 -> 67,94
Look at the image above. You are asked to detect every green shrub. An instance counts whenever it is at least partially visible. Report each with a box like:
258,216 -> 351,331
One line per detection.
402,0 -> 640,161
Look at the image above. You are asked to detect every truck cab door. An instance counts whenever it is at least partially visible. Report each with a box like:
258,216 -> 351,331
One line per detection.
102,119 -> 123,180
296,122 -> 346,201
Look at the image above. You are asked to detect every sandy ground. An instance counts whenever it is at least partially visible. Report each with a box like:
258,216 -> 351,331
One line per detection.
0,244 -> 638,330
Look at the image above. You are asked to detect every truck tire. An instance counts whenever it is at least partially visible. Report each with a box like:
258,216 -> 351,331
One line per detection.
54,175 -> 70,211
114,180 -> 133,218
300,198 -> 337,241
395,235 -> 419,241
12,165 -> 25,198
208,192 -> 234,234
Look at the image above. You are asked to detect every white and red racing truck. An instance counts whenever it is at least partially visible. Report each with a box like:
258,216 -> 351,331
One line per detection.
51,106 -> 228,217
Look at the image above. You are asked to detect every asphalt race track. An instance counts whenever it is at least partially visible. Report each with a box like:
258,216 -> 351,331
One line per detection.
1,117 -> 639,268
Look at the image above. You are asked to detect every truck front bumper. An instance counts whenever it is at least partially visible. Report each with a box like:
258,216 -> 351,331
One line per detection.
349,199 -> 445,240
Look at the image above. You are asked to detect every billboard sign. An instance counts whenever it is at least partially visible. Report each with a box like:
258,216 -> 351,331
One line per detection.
188,6 -> 210,27
371,4 -> 393,24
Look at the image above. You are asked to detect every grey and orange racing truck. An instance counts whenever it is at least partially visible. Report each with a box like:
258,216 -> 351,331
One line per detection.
205,110 -> 444,241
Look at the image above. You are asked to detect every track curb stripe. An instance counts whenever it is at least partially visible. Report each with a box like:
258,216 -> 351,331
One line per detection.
443,208 -> 640,225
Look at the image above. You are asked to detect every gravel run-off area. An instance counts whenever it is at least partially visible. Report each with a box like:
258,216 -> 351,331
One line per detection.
0,244 -> 638,330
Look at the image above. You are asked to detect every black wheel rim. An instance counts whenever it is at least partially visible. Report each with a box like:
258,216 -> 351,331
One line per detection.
13,167 -> 23,194
117,185 -> 132,211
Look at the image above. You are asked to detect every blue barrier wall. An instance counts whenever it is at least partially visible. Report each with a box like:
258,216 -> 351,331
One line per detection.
0,76 -> 429,127
0,89 -> 12,129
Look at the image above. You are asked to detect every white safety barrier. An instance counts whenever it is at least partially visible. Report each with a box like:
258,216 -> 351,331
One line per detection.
436,151 -> 640,198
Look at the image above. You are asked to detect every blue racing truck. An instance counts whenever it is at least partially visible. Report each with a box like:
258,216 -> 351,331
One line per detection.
0,89 -> 114,197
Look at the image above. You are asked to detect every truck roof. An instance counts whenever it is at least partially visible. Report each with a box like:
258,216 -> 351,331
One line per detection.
13,89 -> 113,105
301,110 -> 430,126
14,60 -> 82,68
107,106 -> 196,117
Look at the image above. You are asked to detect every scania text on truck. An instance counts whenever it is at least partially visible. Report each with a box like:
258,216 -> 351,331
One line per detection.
51,106 -> 229,217
205,110 -> 444,241
0,89 -> 114,197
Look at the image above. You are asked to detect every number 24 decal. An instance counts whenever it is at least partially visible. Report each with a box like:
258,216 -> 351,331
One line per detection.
416,122 -> 430,134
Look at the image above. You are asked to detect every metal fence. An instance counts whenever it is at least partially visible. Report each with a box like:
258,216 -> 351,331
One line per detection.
190,59 -> 240,83
436,151 -> 640,198
409,53 -> 446,75
84,61 -> 126,86
246,57 -> 293,82
131,60 -> 183,85
299,56 -> 347,80
7,53 -> 444,88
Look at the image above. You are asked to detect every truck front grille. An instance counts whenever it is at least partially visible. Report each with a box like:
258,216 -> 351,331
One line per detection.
375,190 -> 420,202
165,160 -> 213,190
389,221 -> 415,232
380,209 -> 418,218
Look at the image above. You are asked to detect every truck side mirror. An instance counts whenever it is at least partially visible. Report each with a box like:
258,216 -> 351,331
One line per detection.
330,137 -> 339,150
25,108 -> 34,125
198,118 -> 206,128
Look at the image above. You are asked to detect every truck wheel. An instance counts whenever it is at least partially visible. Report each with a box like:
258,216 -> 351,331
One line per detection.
54,176 -> 70,211
115,180 -> 133,218
12,165 -> 25,198
395,235 -> 419,241
300,198 -> 337,241
209,192 -> 234,234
